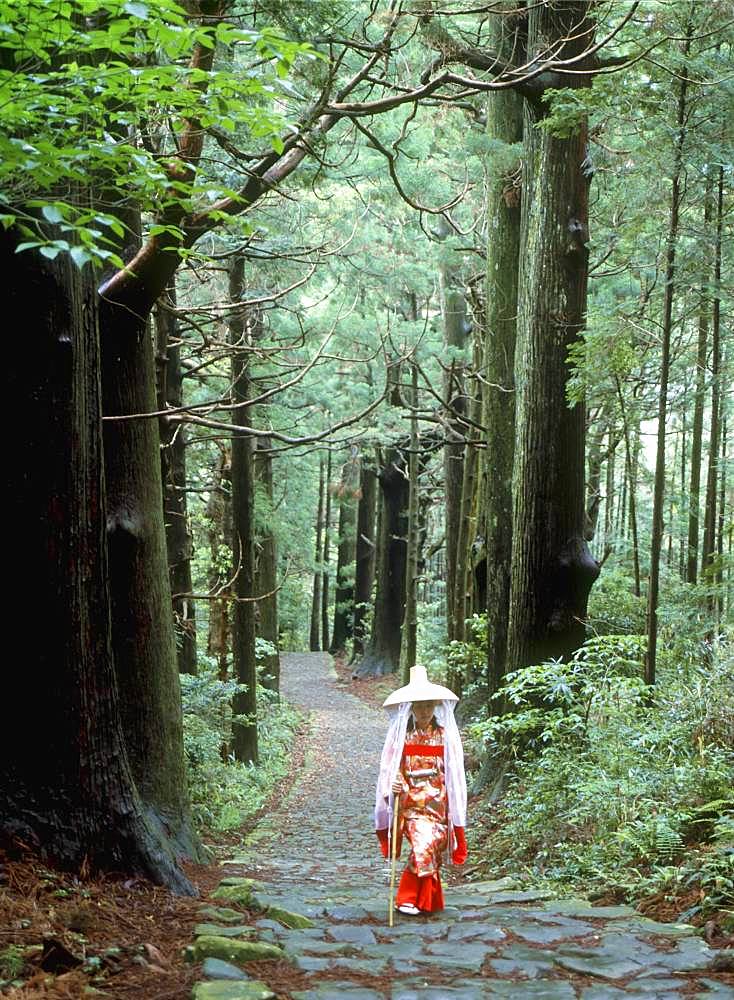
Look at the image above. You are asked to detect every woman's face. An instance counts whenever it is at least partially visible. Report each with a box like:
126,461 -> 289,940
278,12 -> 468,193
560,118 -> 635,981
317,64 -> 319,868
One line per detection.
412,700 -> 437,729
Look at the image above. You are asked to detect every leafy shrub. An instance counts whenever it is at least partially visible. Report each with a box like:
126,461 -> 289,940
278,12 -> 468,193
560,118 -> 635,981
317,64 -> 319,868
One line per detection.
0,945 -> 25,983
181,656 -> 301,832
586,568 -> 646,636
416,599 -> 448,676
469,638 -> 734,915
446,613 -> 488,689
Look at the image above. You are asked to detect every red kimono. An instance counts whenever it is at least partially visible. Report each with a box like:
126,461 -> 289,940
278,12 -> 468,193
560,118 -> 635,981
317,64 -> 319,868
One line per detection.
394,722 -> 448,912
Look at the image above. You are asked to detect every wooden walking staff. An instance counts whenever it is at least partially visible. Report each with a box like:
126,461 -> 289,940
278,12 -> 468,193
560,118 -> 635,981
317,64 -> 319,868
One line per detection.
388,794 -> 400,926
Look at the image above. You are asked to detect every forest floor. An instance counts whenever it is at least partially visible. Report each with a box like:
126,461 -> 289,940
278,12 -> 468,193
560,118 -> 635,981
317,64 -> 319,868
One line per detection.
1,653 -> 732,1000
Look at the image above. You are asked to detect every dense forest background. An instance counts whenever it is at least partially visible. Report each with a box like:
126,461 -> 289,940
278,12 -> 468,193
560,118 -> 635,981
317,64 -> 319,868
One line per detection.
2,0 -> 732,936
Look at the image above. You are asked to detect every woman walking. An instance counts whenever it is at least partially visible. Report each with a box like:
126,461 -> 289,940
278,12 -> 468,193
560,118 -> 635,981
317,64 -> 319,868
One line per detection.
375,665 -> 467,914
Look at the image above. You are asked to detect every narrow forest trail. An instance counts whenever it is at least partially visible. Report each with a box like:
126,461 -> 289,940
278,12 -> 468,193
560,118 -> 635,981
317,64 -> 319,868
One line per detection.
188,653 -> 732,1000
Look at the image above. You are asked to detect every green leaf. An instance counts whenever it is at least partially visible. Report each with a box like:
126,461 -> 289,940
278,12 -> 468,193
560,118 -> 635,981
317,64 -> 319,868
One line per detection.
39,245 -> 61,259
41,204 -> 64,223
70,246 -> 92,268
123,1 -> 149,18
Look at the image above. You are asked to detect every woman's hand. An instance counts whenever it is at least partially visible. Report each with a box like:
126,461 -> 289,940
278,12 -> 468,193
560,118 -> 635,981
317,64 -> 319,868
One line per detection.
452,826 -> 467,865
391,778 -> 404,795
376,828 -> 389,858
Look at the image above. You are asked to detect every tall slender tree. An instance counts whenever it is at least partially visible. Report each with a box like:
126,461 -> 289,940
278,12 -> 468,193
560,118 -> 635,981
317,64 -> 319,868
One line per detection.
645,26 -> 692,686
228,257 -> 258,764
310,457 -> 325,651
156,282 -> 197,675
351,455 -> 377,661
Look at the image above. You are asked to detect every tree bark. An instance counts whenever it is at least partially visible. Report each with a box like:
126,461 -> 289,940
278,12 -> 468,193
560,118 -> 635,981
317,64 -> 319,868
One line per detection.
506,1 -> 600,672
483,5 -> 523,702
604,424 -> 616,554
438,231 -> 469,647
586,419 -> 607,546
452,359 -> 482,662
351,456 -> 377,661
254,435 -> 280,692
701,166 -> 724,599
330,454 -> 359,655
206,447 -> 231,670
100,269 -> 198,862
354,449 -> 409,677
321,450 -> 332,651
645,35 -> 691,686
716,410 -> 727,622
2,231 -> 192,891
228,257 -> 258,763
401,366 -> 420,682
309,458 -> 325,651
156,282 -> 197,675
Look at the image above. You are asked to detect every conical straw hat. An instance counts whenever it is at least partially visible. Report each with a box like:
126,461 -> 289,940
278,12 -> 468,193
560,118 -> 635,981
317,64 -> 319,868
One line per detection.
382,664 -> 458,707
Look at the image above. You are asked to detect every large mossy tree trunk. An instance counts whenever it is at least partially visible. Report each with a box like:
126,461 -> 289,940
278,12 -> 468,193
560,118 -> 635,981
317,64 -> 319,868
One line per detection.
99,277 -> 198,862
351,456 -> 377,662
156,282 -> 197,675
506,1 -> 600,672
354,449 -> 409,677
483,6 -> 524,704
228,257 -> 258,764
2,232 -> 192,892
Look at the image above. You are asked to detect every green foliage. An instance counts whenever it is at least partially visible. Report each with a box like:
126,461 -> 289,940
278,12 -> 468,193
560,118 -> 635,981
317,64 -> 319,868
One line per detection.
586,569 -> 647,636
0,945 -> 25,984
446,613 -> 487,685
181,657 -> 301,831
0,0 -> 317,264
416,599 -> 447,677
469,641 -> 734,915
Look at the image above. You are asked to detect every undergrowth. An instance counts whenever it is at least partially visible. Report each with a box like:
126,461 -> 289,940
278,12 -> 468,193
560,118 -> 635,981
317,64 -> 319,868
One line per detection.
181,655 -> 301,833
450,578 -> 734,927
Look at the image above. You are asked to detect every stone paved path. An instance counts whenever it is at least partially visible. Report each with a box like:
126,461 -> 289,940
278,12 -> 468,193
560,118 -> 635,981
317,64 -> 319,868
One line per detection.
189,653 -> 734,1000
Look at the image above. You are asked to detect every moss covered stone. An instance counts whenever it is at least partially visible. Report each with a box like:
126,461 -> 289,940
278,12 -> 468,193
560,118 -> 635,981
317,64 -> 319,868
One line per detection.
199,906 -> 249,924
264,906 -> 315,930
190,936 -> 285,965
219,876 -> 261,889
191,981 -> 275,1000
211,882 -> 256,907
194,924 -> 257,939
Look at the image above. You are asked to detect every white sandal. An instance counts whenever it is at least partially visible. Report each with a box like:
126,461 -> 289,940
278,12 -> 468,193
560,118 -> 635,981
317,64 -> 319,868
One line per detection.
397,902 -> 420,915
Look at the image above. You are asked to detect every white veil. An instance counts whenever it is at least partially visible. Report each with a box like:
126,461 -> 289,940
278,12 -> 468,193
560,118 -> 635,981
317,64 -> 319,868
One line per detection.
374,699 -> 467,857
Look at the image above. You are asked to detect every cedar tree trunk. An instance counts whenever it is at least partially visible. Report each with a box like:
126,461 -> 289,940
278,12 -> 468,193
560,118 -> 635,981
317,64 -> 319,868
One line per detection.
354,450 -> 409,677
156,283 -> 197,675
506,2 -> 600,672
228,257 -> 258,763
255,435 -> 280,692
2,231 -> 192,892
483,7 -> 523,700
351,457 -> 377,661
310,457 -> 325,651
99,277 -> 198,861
